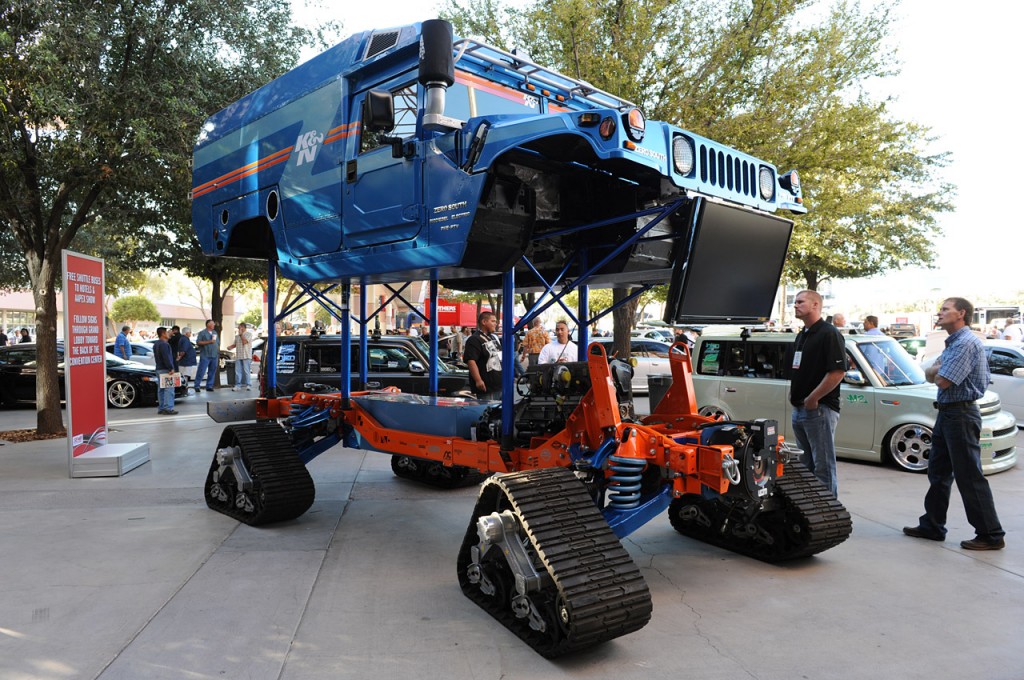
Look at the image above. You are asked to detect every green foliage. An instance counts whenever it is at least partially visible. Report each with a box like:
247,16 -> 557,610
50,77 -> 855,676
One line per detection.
239,308 -> 262,328
110,295 -> 160,324
442,0 -> 952,290
0,0 -> 315,428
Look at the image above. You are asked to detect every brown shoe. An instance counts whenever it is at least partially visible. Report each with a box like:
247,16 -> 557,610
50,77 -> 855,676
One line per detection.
960,537 -> 1005,551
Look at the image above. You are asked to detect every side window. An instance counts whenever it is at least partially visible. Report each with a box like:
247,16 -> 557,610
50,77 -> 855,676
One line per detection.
2,349 -> 36,366
640,341 -> 669,358
748,342 -> 785,379
990,350 -> 1024,376
446,71 -> 542,120
305,344 -> 341,373
360,83 -> 417,153
368,346 -> 413,372
697,342 -> 722,375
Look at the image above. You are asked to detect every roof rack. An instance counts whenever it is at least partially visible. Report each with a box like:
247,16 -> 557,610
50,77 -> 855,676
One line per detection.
452,38 -> 636,111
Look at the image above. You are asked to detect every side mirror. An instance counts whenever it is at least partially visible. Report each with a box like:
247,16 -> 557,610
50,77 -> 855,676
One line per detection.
1012,367 -> 1024,379
843,369 -> 867,386
363,90 -> 394,133
409,360 -> 426,374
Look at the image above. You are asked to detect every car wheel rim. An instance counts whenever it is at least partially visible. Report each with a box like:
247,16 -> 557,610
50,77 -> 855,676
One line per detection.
888,424 -> 931,472
108,381 -> 136,408
698,405 -> 730,420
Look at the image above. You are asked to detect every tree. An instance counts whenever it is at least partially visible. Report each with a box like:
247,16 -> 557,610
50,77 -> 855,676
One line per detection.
442,0 -> 952,295
0,0 -> 314,432
109,295 -> 160,328
239,308 -> 263,329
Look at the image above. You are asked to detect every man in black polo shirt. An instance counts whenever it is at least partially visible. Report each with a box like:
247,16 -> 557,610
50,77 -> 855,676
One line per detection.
789,290 -> 847,496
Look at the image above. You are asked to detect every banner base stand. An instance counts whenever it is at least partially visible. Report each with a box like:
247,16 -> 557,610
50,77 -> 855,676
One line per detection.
71,443 -> 150,478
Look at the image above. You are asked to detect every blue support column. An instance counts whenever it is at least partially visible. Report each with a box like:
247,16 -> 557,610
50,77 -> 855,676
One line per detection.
578,283 -> 589,361
501,269 -> 515,446
340,282 -> 351,403
266,261 -> 277,396
359,278 -> 368,388
429,277 -> 439,396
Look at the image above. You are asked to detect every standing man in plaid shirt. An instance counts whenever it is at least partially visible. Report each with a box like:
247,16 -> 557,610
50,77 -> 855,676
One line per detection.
523,318 -> 549,368
904,297 -> 1005,550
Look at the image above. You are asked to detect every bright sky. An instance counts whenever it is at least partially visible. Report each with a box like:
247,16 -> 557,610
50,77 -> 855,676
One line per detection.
291,0 -> 1024,308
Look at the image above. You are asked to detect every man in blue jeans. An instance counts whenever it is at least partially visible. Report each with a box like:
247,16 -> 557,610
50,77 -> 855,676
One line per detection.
153,326 -> 178,415
194,319 -> 219,392
788,290 -> 846,496
903,297 -> 1005,550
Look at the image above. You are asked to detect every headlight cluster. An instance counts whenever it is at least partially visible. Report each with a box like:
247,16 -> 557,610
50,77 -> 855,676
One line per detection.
672,135 -> 694,175
758,166 -> 775,201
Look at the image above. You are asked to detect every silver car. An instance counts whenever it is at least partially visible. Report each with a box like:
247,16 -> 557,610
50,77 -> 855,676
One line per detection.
692,332 -> 1017,474
592,338 -> 677,394
985,340 -> 1024,428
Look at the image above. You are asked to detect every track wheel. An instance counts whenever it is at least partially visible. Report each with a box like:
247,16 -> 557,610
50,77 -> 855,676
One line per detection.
204,423 -> 315,525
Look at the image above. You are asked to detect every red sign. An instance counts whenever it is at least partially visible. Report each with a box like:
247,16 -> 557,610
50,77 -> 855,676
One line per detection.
424,299 -> 490,327
62,251 -> 108,459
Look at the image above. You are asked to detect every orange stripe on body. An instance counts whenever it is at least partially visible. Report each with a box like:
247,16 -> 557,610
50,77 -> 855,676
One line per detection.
190,121 -> 360,199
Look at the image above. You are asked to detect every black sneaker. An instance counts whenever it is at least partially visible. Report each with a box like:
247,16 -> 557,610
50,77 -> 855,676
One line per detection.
903,526 -> 945,541
960,537 -> 1005,551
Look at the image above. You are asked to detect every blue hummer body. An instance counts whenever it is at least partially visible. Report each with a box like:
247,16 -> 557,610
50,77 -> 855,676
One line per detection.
191,20 -> 804,302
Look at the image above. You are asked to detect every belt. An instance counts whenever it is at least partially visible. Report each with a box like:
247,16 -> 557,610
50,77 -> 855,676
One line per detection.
933,401 -> 977,410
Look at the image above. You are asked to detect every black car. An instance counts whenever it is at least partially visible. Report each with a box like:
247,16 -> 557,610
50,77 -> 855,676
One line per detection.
0,343 -> 187,409
260,334 -> 474,397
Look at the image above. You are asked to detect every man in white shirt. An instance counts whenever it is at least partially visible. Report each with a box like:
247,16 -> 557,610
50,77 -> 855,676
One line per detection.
228,322 -> 254,390
538,320 -> 578,364
1001,318 -> 1023,342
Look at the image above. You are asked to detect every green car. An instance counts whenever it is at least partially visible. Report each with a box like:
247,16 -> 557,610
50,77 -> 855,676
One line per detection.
691,332 -> 1018,474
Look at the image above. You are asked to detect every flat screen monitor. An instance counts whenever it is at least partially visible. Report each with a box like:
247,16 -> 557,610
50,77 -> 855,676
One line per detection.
664,200 -> 793,324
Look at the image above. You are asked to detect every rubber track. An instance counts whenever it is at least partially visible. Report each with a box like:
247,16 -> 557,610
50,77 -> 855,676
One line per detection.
204,423 -> 315,525
668,461 -> 852,562
457,468 -> 652,657
390,454 -> 490,489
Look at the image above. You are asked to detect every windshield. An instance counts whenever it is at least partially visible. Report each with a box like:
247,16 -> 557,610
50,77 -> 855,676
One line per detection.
855,339 -> 925,387
408,337 -> 456,372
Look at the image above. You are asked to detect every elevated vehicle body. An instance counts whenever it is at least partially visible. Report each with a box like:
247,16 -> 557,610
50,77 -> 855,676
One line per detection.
692,333 -> 1018,474
190,20 -> 848,657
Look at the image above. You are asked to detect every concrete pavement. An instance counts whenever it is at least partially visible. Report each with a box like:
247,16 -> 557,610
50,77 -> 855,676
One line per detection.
1,390 -> 1022,680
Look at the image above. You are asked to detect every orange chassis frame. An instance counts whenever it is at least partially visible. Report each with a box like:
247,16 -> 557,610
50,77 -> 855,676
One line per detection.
255,343 -> 784,497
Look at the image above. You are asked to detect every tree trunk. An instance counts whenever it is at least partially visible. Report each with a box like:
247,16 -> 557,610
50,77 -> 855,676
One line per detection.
209,273 -> 225,387
612,287 -> 639,359
29,257 -> 64,434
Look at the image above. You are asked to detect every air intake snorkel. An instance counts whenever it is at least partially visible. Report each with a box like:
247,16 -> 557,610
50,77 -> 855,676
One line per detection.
419,19 -> 462,131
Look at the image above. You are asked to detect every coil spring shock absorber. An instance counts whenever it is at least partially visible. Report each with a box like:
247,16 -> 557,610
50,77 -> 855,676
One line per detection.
606,455 -> 645,509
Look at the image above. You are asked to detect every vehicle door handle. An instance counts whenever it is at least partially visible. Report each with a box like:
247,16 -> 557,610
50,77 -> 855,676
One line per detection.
346,159 -> 357,182
725,387 -> 737,393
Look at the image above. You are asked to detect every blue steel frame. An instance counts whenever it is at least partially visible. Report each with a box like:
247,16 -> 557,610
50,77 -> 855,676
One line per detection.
263,197 -> 688,452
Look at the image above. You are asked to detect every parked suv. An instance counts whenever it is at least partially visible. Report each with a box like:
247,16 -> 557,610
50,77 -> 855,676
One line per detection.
260,334 -> 474,397
691,332 -> 1017,474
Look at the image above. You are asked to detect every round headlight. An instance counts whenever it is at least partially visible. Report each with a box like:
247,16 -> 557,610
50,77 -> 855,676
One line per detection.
673,135 -> 694,175
758,166 -> 775,201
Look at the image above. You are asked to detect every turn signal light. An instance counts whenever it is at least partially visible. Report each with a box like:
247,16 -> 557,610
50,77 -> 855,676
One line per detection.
599,116 -> 616,139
